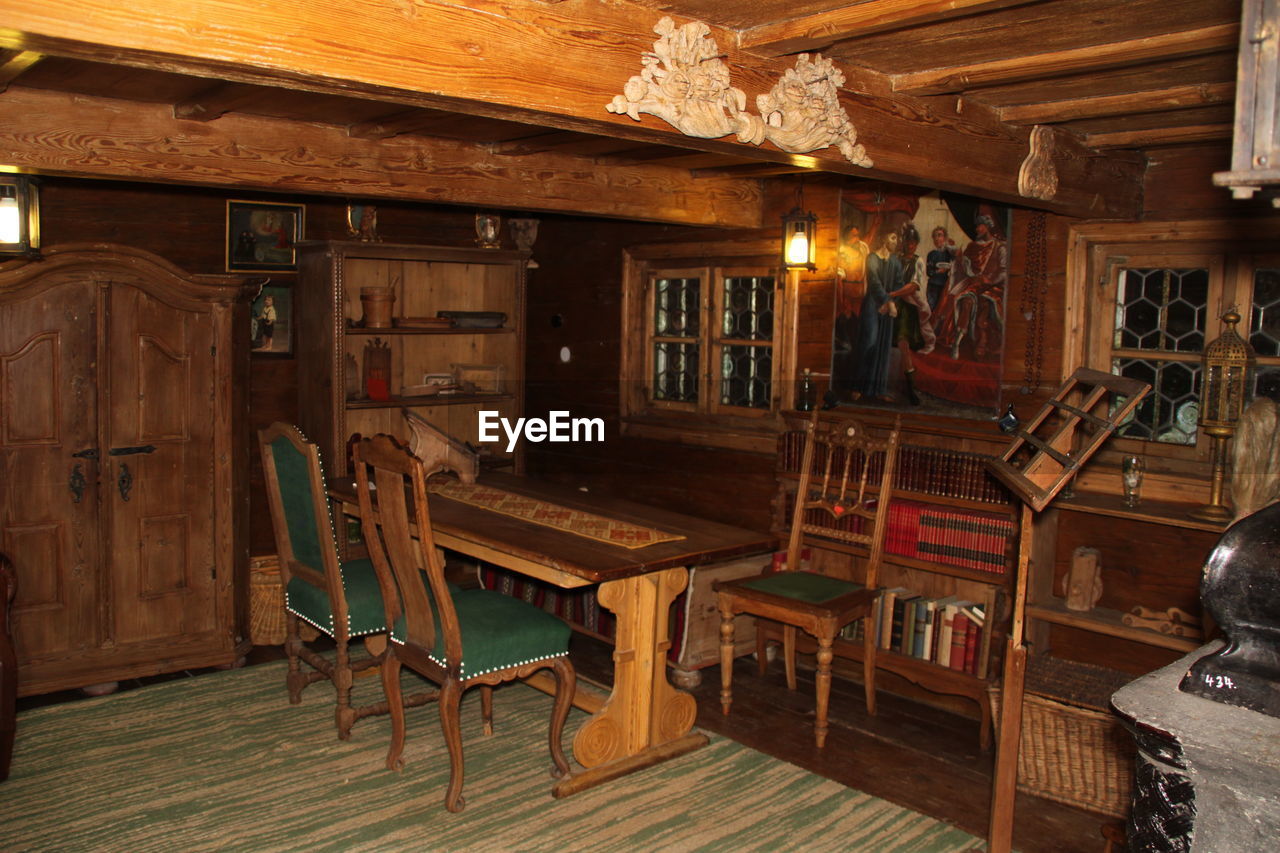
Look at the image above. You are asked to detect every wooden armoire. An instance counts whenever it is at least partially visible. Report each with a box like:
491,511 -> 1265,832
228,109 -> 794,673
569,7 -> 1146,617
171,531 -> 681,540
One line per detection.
0,244 -> 256,696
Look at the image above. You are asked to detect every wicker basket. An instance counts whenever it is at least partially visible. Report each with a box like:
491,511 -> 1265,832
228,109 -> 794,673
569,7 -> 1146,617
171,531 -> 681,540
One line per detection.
248,555 -> 318,646
991,656 -> 1137,818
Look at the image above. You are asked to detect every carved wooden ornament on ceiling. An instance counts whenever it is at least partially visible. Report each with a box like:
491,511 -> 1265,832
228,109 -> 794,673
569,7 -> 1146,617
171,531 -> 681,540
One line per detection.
1017,125 -> 1059,201
607,17 -> 873,168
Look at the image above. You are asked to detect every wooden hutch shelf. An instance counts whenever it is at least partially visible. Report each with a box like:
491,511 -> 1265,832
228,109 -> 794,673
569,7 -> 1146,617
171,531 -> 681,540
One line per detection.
296,240 -> 529,477
1051,491 -> 1230,533
1026,599 -> 1201,653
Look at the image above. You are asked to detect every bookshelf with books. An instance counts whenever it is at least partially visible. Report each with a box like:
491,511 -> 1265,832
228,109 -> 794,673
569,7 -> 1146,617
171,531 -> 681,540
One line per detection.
769,415 -> 1018,747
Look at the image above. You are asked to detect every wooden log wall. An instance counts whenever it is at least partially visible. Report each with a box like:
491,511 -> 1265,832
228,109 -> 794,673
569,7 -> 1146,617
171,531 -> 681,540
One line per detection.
33,168 -> 1232,684
38,177 -> 480,554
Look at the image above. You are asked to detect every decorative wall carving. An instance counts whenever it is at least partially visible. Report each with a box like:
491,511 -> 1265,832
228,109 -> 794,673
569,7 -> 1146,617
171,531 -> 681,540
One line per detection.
758,53 -> 872,168
1018,125 -> 1059,200
607,17 -> 872,167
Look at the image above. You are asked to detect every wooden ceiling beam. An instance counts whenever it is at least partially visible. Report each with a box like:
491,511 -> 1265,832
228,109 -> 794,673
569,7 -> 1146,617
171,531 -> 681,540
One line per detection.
0,0 -> 1145,218
999,81 -> 1236,124
0,50 -> 41,92
737,0 -> 1031,57
0,86 -> 764,227
346,109 -> 443,140
894,24 -> 1239,95
490,130 -> 602,155
690,163 -> 814,178
172,81 -> 265,121
1086,124 -> 1234,149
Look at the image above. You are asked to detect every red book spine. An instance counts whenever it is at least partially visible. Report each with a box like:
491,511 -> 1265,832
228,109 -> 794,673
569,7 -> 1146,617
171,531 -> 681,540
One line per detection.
964,620 -> 980,674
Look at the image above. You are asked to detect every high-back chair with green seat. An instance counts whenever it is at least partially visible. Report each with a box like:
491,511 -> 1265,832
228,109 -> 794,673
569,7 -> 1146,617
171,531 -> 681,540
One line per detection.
714,409 -> 900,748
258,422 -> 432,738
351,433 -> 576,813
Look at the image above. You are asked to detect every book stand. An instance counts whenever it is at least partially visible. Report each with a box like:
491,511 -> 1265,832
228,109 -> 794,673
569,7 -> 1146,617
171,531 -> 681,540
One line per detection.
985,368 -> 1150,853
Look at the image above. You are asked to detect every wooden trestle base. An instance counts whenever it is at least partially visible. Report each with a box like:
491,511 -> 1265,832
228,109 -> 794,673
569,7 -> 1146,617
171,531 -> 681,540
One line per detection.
552,732 -> 710,798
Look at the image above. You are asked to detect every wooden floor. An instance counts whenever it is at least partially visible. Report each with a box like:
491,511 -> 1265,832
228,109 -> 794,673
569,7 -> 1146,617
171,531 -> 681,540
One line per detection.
17,634 -> 1115,852
568,634 -> 1114,853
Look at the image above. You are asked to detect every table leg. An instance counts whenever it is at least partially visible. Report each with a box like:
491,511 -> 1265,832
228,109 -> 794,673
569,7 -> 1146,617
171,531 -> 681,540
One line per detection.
552,566 -> 708,797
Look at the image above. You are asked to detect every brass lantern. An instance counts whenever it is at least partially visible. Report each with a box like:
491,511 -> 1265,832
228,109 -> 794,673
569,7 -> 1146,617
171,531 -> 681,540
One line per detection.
1193,308 -> 1256,521
0,173 -> 40,257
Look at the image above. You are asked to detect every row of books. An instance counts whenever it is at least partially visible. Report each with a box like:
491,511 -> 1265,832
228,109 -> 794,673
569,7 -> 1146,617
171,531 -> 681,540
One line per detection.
776,431 -> 1012,506
841,588 -> 993,678
785,490 -> 1015,576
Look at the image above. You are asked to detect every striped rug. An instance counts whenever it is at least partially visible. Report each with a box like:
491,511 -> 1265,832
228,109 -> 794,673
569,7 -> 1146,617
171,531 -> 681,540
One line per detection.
3,661 -> 982,852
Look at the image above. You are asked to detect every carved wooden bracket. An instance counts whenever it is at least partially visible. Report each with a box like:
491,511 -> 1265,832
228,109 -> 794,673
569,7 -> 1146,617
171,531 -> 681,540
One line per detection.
1018,125 -> 1059,201
758,53 -> 871,168
607,17 -> 872,168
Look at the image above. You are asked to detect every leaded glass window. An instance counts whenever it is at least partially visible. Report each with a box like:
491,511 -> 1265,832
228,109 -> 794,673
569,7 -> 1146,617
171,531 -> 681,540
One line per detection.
1114,267 -> 1208,352
721,345 -> 772,408
652,275 -> 700,403
1112,357 -> 1201,443
721,275 -> 773,340
1249,267 -> 1280,357
718,274 -> 775,409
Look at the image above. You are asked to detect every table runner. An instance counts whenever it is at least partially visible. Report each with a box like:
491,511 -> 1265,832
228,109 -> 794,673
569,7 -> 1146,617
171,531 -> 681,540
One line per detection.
429,481 -> 685,549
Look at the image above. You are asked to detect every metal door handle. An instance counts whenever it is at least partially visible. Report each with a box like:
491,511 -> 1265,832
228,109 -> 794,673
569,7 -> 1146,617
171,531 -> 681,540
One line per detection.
71,448 -> 99,459
69,463 -> 86,503
117,463 -> 133,501
109,445 -> 156,456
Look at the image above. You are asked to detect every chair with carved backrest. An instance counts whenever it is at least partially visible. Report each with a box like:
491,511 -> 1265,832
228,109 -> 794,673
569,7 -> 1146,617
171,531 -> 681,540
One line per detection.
257,422 -> 434,738
351,433 -> 576,813
715,409 -> 900,747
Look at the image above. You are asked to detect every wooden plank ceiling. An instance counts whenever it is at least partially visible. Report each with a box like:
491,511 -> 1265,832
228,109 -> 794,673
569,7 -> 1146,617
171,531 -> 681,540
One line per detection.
0,0 -> 1246,225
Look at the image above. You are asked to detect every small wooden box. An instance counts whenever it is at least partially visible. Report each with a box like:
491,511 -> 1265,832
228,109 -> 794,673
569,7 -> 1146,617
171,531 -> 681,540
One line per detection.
674,556 -> 770,671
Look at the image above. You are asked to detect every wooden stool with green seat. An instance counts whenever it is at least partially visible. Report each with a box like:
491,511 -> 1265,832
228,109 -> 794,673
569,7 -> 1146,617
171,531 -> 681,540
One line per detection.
352,433 -> 576,813
258,422 -> 434,739
714,410 -> 900,747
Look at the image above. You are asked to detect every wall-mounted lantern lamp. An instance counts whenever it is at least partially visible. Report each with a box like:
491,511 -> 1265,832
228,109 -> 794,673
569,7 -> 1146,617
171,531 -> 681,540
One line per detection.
0,174 -> 40,257
781,205 -> 817,271
782,180 -> 817,272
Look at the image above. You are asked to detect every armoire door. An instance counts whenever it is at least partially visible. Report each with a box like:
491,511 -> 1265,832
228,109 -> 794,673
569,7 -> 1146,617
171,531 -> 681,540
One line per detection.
0,277 -> 102,675
104,283 -> 220,650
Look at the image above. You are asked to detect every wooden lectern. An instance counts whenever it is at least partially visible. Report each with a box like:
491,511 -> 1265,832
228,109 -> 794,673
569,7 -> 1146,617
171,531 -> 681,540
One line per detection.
985,368 -> 1150,853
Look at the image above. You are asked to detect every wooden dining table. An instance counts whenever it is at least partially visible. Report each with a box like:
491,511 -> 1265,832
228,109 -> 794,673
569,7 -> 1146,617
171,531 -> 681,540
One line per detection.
329,471 -> 776,797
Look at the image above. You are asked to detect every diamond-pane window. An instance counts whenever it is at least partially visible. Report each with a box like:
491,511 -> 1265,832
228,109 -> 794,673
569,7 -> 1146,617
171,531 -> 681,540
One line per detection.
1255,365 -> 1280,402
721,276 -> 774,340
654,277 -> 699,337
1114,268 -> 1208,352
1112,357 -> 1201,443
720,345 -> 772,408
1250,267 -> 1280,357
653,341 -> 698,402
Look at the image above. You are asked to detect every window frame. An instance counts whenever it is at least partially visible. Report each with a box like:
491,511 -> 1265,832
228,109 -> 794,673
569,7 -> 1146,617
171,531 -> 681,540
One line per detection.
621,241 -> 793,451
1067,220 -> 1280,464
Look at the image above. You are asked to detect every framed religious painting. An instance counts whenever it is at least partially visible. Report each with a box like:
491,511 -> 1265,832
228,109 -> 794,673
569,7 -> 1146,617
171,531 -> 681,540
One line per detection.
225,200 -> 305,272
830,186 -> 1012,419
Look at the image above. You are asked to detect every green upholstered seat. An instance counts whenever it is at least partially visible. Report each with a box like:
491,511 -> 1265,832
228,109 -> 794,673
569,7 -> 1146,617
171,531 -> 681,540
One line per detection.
392,587 -> 572,680
286,559 -> 387,638
739,570 -> 864,605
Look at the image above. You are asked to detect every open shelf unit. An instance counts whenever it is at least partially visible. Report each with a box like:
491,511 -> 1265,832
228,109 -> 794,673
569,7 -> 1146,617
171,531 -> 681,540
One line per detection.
296,240 -> 528,477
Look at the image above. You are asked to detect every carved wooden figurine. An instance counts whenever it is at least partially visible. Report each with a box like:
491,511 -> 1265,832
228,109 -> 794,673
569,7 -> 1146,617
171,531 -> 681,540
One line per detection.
1064,546 -> 1103,612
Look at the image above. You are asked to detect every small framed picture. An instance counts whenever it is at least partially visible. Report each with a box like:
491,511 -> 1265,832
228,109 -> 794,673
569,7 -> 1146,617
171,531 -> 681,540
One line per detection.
226,200 -> 305,272
251,283 -> 294,357
451,363 -> 505,394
